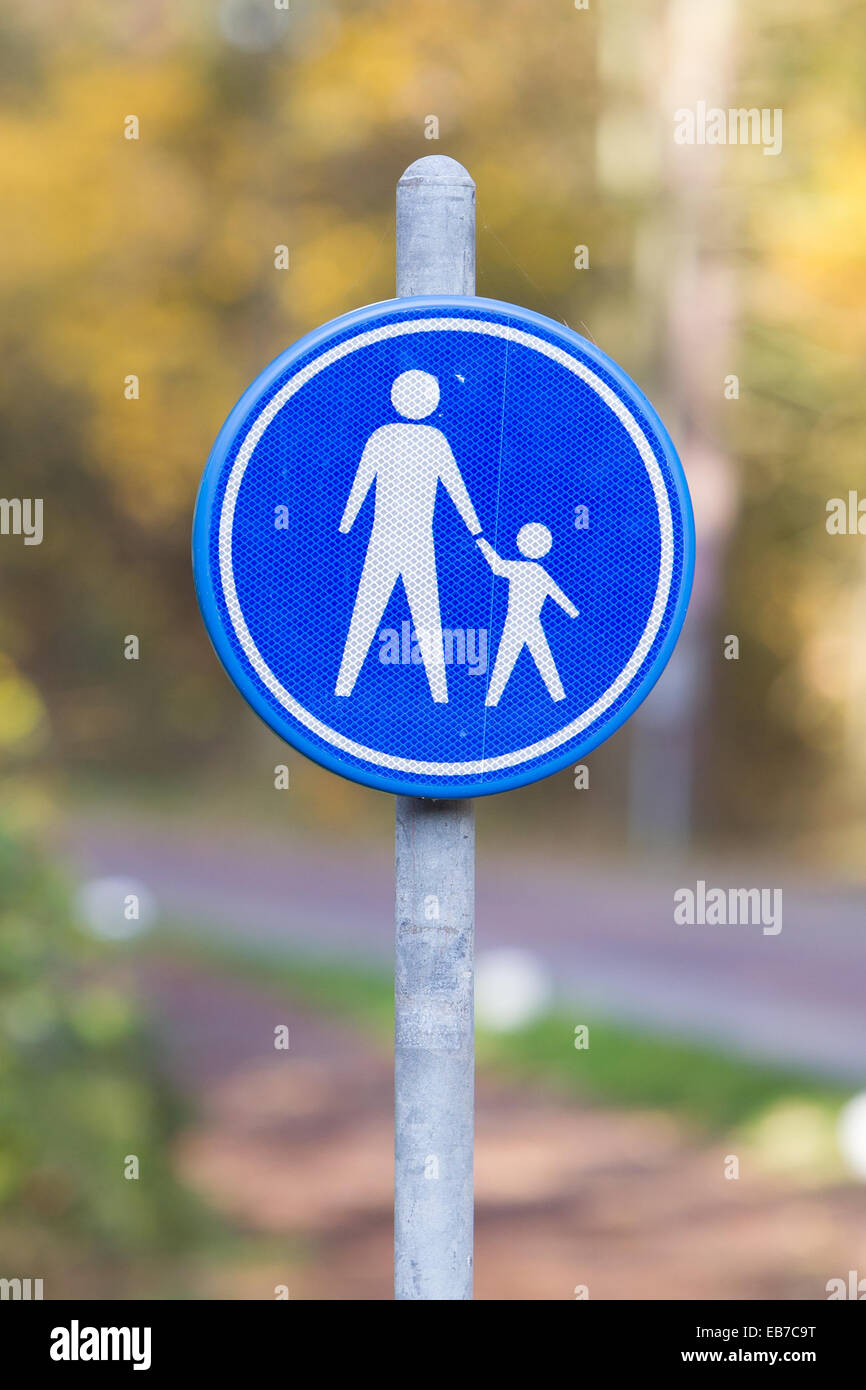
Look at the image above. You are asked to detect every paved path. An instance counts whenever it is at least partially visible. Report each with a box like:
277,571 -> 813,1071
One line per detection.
60,814 -> 866,1082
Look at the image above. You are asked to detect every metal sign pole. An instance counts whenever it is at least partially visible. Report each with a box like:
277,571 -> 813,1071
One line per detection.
394,156 -> 476,1302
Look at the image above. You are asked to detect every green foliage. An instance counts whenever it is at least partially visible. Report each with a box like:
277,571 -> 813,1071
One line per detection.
0,831 -> 203,1259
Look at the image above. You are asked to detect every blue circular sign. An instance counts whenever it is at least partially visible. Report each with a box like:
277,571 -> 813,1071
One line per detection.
193,296 -> 694,798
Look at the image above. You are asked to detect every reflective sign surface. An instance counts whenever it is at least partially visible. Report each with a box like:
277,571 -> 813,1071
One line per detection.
193,296 -> 694,797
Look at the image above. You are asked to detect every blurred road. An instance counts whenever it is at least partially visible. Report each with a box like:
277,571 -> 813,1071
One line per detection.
62,814 -> 866,1081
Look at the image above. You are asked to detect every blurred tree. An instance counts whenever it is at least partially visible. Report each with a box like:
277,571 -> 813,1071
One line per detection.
0,0 -> 863,849
0,828 -> 203,1288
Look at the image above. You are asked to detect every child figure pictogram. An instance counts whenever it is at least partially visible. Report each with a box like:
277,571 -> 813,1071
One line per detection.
477,524 -> 578,707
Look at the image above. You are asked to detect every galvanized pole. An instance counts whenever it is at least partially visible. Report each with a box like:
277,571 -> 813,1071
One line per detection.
394,155 -> 476,1301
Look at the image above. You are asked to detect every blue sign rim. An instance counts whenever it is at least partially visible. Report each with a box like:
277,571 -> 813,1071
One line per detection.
193,294 -> 695,799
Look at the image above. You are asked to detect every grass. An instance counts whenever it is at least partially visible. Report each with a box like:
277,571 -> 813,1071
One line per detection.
478,1017 -> 849,1131
145,922 -> 851,1133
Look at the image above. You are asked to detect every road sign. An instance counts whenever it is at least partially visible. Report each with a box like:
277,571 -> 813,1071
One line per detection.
193,295 -> 694,798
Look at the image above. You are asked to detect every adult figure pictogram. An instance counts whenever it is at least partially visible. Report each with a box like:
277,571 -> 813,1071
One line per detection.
335,369 -> 481,702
